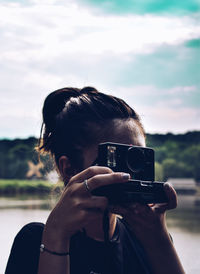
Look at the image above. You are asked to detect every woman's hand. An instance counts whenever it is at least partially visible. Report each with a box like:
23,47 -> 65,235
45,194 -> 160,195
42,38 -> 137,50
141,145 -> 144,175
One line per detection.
109,182 -> 177,240
43,167 -> 130,247
38,167 -> 130,274
109,183 -> 185,274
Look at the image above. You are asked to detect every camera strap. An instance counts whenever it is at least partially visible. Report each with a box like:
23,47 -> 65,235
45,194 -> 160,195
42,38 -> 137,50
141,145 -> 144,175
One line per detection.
103,209 -> 110,243
103,210 -> 121,274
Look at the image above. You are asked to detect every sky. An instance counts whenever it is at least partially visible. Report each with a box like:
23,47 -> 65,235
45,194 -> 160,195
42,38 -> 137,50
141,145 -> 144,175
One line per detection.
0,0 -> 200,139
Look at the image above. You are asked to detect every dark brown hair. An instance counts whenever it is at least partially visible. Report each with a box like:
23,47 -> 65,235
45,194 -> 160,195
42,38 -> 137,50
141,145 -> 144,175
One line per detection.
38,86 -> 145,171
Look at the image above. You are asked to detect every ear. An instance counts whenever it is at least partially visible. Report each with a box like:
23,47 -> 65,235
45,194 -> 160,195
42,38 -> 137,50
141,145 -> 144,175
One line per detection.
58,156 -> 75,183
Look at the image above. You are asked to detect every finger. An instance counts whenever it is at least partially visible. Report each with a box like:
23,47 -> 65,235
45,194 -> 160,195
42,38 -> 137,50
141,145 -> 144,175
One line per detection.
109,204 -> 147,228
164,183 -> 178,210
86,172 -> 131,192
128,203 -> 151,216
68,166 -> 113,186
109,204 -> 131,215
153,183 -> 178,213
109,202 -> 149,216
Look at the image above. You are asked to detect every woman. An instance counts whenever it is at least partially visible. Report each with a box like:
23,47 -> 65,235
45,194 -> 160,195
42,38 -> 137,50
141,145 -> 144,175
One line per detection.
5,87 -> 185,274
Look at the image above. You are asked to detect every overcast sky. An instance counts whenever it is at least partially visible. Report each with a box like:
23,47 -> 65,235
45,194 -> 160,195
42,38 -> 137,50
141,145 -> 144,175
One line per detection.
0,0 -> 200,139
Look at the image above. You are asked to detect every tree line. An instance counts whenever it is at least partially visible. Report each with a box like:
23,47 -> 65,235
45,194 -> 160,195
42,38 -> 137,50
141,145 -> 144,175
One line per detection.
0,131 -> 200,181
146,131 -> 200,181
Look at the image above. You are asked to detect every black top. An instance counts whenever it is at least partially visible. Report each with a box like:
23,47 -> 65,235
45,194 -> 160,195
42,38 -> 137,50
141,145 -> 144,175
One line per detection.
5,218 -> 152,274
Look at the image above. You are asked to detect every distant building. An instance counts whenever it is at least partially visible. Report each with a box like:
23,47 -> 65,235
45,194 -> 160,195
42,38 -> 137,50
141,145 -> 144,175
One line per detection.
167,178 -> 197,194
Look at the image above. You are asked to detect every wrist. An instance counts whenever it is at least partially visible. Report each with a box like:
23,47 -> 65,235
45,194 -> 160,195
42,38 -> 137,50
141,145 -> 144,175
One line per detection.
131,218 -> 169,247
142,228 -> 172,251
40,244 -> 70,256
42,222 -> 71,253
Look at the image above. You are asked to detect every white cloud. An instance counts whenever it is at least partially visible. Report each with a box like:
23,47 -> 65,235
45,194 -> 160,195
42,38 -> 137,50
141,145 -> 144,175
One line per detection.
0,0 -> 199,137
108,85 -> 197,97
104,84 -> 200,133
0,1 -> 199,63
1,81 -> 199,138
140,105 -> 200,134
166,86 -> 197,94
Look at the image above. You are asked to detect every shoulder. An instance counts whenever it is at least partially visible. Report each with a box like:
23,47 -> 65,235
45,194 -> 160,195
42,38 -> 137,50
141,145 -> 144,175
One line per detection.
15,222 -> 44,239
5,222 -> 45,274
13,222 -> 44,247
13,222 -> 45,252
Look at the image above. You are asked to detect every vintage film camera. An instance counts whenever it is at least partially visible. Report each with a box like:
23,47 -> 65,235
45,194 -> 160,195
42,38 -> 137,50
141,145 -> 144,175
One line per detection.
91,142 -> 168,204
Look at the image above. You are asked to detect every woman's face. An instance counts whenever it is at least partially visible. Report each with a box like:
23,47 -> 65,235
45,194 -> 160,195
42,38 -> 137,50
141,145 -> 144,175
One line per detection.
83,119 -> 145,169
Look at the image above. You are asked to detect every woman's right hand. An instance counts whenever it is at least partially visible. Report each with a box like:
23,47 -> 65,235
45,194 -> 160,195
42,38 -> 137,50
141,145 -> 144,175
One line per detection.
43,166 -> 130,250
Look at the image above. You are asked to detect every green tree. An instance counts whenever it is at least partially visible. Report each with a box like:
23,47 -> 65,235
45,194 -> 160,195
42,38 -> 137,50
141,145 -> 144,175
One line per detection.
155,162 -> 164,181
162,158 -> 192,180
180,145 -> 200,180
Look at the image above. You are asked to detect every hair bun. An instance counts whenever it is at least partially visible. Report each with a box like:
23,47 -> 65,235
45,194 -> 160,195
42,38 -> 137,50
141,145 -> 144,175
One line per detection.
80,86 -> 98,95
42,87 -> 80,131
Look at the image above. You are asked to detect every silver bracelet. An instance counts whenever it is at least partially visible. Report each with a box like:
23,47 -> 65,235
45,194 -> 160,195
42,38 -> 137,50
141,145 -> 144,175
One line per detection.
40,244 -> 70,256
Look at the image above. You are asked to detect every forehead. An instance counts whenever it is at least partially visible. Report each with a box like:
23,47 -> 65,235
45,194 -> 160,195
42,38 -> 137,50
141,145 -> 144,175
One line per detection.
104,119 -> 145,147
83,119 -> 145,168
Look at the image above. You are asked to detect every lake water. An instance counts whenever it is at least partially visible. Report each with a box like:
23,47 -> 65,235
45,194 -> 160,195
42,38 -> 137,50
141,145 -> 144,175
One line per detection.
0,193 -> 200,274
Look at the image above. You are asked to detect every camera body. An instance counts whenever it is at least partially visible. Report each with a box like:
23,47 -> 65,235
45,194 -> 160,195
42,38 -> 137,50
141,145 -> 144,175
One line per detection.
97,142 -> 155,181
92,142 -> 168,204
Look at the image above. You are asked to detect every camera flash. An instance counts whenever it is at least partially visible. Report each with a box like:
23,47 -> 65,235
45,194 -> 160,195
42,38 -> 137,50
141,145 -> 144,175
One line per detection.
107,145 -> 117,168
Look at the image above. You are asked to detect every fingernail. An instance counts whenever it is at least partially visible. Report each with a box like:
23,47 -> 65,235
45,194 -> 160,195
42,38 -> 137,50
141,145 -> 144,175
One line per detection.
122,173 -> 130,180
164,182 -> 172,190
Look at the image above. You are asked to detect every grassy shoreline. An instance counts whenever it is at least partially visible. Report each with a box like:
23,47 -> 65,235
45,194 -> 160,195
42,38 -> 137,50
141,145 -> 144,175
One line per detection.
0,179 -> 63,195
1,179 -> 200,196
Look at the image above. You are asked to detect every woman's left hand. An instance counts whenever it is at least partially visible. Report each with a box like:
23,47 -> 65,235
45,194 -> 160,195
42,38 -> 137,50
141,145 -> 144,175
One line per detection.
109,182 -> 177,243
109,183 -> 186,274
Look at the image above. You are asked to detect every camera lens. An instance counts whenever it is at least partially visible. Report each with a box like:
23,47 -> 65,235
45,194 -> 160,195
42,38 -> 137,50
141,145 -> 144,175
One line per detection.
127,147 -> 145,173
